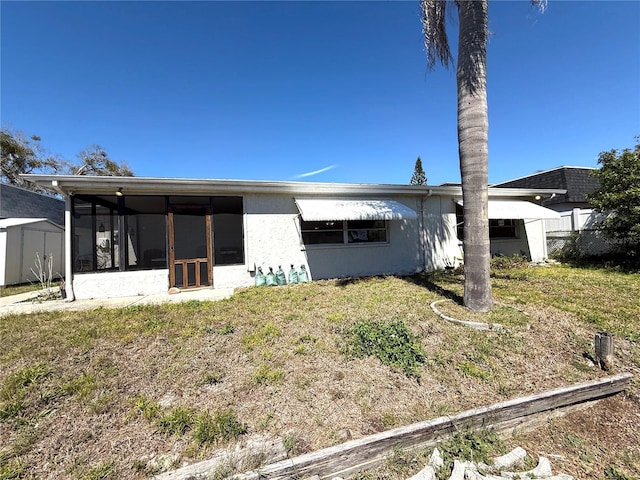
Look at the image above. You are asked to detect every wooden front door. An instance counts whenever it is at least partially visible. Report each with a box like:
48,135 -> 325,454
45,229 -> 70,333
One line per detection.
168,205 -> 212,289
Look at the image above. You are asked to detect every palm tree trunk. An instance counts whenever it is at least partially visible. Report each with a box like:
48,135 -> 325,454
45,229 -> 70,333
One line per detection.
457,0 -> 493,312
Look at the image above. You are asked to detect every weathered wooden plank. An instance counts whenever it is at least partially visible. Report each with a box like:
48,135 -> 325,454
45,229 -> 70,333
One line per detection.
233,373 -> 632,480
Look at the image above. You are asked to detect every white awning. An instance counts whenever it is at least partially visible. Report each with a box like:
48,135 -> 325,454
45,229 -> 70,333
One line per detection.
295,198 -> 417,221
455,200 -> 560,219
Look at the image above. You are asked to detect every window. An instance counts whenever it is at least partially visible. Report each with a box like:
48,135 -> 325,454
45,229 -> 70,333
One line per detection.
347,220 -> 387,243
301,220 -> 388,245
73,197 -> 96,272
212,197 -> 244,265
72,196 -> 119,272
124,196 -> 167,269
489,219 -> 517,238
455,205 -> 518,240
73,195 -> 167,273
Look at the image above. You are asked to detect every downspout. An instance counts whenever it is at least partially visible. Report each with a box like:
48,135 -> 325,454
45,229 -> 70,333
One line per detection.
52,181 -> 75,302
418,189 -> 433,272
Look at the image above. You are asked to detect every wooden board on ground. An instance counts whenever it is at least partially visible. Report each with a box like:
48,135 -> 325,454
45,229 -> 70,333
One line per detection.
233,373 -> 632,480
152,373 -> 632,480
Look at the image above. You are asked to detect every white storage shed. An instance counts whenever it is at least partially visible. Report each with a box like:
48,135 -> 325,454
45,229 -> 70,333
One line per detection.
0,218 -> 64,286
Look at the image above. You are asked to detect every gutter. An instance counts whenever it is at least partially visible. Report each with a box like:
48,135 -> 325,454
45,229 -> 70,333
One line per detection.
22,174 -> 566,199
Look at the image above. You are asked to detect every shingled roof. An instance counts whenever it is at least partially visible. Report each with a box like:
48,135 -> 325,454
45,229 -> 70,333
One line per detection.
0,183 -> 64,226
493,166 -> 600,207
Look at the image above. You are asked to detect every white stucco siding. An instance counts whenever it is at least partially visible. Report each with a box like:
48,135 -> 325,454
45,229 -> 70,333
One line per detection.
242,193 -> 309,282
523,219 -> 547,261
302,198 -> 422,280
73,269 -> 169,299
489,220 -> 531,259
212,265 -> 253,289
422,196 -> 462,271
239,194 -> 425,282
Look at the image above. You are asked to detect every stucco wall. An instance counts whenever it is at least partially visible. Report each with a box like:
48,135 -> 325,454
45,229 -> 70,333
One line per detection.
73,269 -> 169,299
242,194 -> 310,282
303,200 -> 423,280
422,196 -> 463,271
67,191 -> 552,297
213,265 -> 253,289
240,194 -> 426,282
489,220 -> 531,260
523,219 -> 547,261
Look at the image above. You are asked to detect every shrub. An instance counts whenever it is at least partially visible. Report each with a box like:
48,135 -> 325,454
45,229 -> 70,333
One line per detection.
490,254 -> 529,270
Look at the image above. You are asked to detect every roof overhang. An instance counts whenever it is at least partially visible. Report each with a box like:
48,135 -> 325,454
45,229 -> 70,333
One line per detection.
295,198 -> 417,221
21,174 -> 566,200
0,218 -> 63,230
456,200 -> 561,219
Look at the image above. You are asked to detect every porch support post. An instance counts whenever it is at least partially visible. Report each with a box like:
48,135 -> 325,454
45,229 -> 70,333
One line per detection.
117,196 -> 126,270
64,195 -> 75,302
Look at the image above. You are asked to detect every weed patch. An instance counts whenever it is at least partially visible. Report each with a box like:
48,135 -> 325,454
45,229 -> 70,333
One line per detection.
253,364 -> 284,385
456,361 -> 490,380
241,322 -> 281,351
1,364 -> 51,398
0,364 -> 51,421
343,320 -> 426,379
437,430 -> 505,475
128,394 -> 160,422
60,373 -> 98,402
192,409 -> 248,446
83,461 -> 115,480
157,406 -> 195,436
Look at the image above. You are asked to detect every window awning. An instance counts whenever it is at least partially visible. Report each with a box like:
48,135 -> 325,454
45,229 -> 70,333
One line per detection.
455,200 -> 560,219
295,198 -> 417,221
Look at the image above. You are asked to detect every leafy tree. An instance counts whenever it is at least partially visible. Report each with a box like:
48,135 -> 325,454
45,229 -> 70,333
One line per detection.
410,156 -> 427,185
1,129 -> 133,192
587,139 -> 640,253
420,0 -> 545,312
1,129 -> 63,191
73,145 -> 134,176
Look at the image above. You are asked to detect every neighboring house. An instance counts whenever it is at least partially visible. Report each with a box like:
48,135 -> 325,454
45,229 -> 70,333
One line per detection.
23,175 -> 564,301
0,183 -> 65,286
1,183 -> 65,225
493,166 -> 607,255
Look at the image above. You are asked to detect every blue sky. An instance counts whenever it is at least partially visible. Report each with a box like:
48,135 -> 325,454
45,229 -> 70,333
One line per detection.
1,1 -> 639,185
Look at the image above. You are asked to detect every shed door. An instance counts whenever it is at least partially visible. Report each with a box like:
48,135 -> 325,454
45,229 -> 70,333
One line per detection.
21,228 -> 63,284
168,206 -> 212,290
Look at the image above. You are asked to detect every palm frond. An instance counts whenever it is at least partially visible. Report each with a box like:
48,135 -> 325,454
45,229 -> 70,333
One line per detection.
531,0 -> 548,13
421,0 -> 453,70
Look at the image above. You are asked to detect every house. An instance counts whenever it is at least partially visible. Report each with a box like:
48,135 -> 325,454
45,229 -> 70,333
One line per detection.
492,166 -> 606,255
22,175 -> 564,301
1,182 -> 65,225
0,183 -> 65,286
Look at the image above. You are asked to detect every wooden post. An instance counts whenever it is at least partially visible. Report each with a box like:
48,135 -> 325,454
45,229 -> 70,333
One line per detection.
595,332 -> 614,371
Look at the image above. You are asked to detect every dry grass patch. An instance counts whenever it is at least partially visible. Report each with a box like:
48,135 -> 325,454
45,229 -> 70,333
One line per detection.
0,268 -> 638,479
